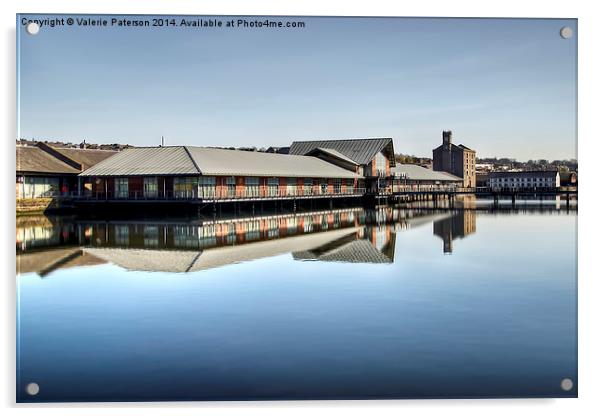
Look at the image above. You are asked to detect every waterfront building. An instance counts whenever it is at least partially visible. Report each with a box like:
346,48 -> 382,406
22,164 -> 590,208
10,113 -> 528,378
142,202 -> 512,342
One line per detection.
559,171 -> 578,187
16,142 -> 117,199
78,146 -> 363,201
432,130 -> 476,188
488,171 -> 560,190
288,138 -> 396,194
390,164 -> 463,192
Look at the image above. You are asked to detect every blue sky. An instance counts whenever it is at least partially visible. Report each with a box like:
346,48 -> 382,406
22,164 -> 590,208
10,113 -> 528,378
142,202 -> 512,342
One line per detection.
17,15 -> 577,161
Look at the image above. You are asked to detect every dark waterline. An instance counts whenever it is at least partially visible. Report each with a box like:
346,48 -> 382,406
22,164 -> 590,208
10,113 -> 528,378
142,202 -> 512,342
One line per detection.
16,202 -> 577,402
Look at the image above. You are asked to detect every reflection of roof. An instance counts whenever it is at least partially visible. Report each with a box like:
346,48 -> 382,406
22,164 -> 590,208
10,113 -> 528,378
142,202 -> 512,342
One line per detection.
289,138 -> 395,166
84,228 -> 360,273
17,248 -> 105,276
294,239 -> 393,263
80,146 -> 359,179
391,164 -> 462,181
16,146 -> 80,175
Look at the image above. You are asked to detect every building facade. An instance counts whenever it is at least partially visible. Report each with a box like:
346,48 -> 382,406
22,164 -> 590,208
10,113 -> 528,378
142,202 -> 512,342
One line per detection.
78,146 -> 364,201
390,164 -> 463,192
488,171 -> 560,190
16,143 -> 117,199
432,130 -> 476,188
288,138 -> 396,194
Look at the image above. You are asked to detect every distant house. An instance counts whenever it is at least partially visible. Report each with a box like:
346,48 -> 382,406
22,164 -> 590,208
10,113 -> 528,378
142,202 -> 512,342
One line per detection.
432,131 -> 476,188
488,171 -> 560,190
16,143 -> 117,199
289,138 -> 396,194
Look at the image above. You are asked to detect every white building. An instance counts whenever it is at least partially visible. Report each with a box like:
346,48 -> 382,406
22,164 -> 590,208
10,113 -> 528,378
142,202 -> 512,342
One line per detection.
488,171 -> 560,190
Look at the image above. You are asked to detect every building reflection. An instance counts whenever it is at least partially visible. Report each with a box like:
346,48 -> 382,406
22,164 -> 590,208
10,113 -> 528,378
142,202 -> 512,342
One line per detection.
17,207 -> 468,276
432,210 -> 477,254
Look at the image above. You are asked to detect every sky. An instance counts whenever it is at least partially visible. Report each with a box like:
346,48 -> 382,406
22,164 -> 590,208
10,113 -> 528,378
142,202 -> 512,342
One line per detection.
17,15 -> 577,161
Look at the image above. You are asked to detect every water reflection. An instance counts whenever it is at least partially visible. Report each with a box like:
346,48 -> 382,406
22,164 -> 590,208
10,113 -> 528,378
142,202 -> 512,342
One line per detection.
17,208 -> 462,276
433,211 -> 477,254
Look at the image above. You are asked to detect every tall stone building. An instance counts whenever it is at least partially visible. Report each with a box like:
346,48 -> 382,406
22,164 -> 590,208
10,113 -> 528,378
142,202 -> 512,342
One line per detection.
432,130 -> 476,188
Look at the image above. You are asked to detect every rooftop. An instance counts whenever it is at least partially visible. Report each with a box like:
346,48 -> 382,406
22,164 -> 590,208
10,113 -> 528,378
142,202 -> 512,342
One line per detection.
289,138 -> 396,166
80,146 -> 360,179
16,146 -> 80,175
391,164 -> 462,182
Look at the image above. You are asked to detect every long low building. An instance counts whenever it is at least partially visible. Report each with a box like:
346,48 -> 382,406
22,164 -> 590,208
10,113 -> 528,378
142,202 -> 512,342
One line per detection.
78,146 -> 364,201
488,171 -> 560,190
390,164 -> 463,192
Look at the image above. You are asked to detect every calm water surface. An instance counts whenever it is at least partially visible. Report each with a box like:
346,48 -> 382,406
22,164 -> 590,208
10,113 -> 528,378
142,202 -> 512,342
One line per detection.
16,202 -> 577,401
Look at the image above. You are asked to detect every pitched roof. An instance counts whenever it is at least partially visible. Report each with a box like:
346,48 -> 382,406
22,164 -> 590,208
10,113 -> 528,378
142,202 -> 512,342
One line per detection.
52,148 -> 117,170
289,138 -> 395,166
16,146 -> 80,175
80,146 -> 360,179
391,164 -> 462,182
307,148 -> 359,166
79,147 -> 199,176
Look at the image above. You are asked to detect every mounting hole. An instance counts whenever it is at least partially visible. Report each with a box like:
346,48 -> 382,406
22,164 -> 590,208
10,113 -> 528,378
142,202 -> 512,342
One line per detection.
560,378 -> 574,391
25,382 -> 40,396
559,26 -> 573,39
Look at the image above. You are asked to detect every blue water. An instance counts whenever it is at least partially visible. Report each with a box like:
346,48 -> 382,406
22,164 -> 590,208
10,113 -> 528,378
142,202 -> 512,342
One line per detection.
16,208 -> 577,401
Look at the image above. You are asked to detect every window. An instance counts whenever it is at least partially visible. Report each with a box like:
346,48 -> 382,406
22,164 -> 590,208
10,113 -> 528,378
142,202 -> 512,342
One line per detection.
226,177 -> 236,197
304,179 -> 313,195
199,176 -> 216,198
174,177 -> 198,199
144,177 -> 158,198
245,177 -> 260,197
266,178 -> 279,197
374,152 -> 387,176
320,179 -> 328,194
115,178 -> 129,199
333,179 -> 342,194
22,177 -> 59,198
286,178 -> 297,196
115,225 -> 129,245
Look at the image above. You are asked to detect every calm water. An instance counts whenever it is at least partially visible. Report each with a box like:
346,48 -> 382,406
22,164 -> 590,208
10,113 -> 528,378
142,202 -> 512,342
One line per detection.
16,202 -> 577,401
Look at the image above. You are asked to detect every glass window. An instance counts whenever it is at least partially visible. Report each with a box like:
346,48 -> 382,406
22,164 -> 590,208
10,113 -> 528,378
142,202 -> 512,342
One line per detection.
143,177 -> 158,198
267,178 -> 279,197
199,176 -> 216,198
226,177 -> 236,197
174,177 -> 198,199
245,177 -> 260,197
304,178 -> 313,195
115,178 -> 129,199
286,178 -> 297,196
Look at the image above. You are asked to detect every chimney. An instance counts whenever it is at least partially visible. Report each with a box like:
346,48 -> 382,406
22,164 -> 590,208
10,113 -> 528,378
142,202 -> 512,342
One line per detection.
442,130 -> 452,146
80,140 -> 86,149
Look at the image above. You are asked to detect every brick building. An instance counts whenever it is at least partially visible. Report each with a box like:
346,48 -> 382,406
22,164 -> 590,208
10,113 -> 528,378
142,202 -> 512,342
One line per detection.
432,131 -> 476,188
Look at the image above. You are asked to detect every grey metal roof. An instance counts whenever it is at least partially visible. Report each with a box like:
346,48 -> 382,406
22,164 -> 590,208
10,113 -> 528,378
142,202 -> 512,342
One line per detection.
309,148 -> 359,166
187,147 -> 359,178
391,164 -> 462,182
488,171 -> 558,179
289,138 -> 395,166
80,146 -> 359,179
79,147 -> 198,176
293,239 -> 393,264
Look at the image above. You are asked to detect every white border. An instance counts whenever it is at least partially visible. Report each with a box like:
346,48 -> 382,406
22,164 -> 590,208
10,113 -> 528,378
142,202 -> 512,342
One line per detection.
2,1 -> 600,415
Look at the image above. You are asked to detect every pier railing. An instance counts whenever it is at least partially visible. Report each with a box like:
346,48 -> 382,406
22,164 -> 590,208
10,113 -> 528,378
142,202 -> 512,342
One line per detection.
74,187 -> 366,201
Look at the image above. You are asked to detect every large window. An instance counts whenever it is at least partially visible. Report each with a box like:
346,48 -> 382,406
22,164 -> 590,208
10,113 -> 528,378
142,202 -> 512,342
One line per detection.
320,179 -> 328,194
174,177 -> 198,199
21,177 -> 59,199
303,179 -> 313,195
245,177 -> 260,197
115,178 -> 129,199
226,177 -> 236,198
267,178 -> 279,197
286,178 -> 297,196
144,177 -> 158,198
333,179 -> 342,194
199,176 -> 216,198
374,152 -> 388,176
